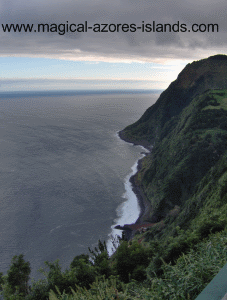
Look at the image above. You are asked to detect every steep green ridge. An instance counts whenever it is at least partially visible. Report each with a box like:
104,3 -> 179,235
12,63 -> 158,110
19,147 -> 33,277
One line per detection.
134,88 -> 227,224
120,55 -> 227,225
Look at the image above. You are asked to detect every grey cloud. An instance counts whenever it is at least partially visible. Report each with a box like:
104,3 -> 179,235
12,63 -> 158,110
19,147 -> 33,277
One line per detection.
0,0 -> 227,62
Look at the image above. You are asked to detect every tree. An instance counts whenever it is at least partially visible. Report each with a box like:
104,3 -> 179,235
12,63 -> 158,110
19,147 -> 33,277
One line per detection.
114,241 -> 132,282
42,260 -> 67,294
0,272 -> 4,291
88,239 -> 112,278
114,241 -> 150,283
88,240 -> 108,260
70,254 -> 91,269
73,260 -> 96,289
25,279 -> 49,300
6,254 -> 31,298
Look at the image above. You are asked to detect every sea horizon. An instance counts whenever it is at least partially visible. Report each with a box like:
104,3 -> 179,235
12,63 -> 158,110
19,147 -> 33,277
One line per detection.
0,89 -> 163,98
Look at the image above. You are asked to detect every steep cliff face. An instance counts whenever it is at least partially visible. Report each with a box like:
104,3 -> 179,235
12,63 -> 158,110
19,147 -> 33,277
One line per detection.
120,54 -> 227,146
120,54 -> 227,230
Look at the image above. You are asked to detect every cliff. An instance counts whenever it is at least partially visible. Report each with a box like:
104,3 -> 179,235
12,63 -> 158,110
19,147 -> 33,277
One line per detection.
119,54 -> 227,240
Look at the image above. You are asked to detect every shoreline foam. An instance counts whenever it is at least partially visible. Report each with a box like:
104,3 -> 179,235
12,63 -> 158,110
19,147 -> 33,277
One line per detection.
116,130 -> 153,239
107,131 -> 151,255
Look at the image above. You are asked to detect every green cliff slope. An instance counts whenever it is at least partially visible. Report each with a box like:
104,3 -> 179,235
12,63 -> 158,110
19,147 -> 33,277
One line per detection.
120,54 -> 227,146
120,55 -> 227,229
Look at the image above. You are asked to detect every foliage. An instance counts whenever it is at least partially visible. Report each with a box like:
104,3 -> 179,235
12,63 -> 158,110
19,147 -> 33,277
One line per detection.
25,279 -> 49,300
114,241 -> 150,283
48,229 -> 227,299
70,255 -> 90,269
88,240 -> 108,261
1,254 -> 31,299
0,272 -> 4,291
143,229 -> 227,300
49,276 -> 130,300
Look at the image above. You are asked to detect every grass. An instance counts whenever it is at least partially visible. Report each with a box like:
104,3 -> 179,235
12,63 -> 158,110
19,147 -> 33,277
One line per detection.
203,90 -> 227,110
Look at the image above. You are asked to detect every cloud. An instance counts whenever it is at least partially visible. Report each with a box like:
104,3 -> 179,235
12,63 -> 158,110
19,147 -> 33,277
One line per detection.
0,0 -> 226,63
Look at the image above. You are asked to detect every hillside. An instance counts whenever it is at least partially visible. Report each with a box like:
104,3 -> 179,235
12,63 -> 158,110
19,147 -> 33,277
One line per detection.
120,54 -> 227,146
120,55 -> 227,226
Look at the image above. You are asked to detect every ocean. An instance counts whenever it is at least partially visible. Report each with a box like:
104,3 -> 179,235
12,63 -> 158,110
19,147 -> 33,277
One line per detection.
0,90 -> 159,280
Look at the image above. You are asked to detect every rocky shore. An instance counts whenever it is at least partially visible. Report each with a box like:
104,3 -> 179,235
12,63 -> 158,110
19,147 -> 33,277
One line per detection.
115,130 -> 153,240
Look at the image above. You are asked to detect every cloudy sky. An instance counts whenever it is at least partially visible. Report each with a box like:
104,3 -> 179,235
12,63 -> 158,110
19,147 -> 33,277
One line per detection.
0,0 -> 226,91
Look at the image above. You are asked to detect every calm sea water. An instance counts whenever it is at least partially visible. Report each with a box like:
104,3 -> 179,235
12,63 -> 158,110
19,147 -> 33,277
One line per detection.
0,91 -> 159,280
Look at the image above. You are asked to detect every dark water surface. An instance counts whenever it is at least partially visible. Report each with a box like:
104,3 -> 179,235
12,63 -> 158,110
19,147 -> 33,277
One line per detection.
0,91 -> 158,279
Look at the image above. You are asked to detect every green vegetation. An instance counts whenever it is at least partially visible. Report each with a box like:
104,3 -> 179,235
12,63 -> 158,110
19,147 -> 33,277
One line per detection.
2,55 -> 227,299
1,229 -> 227,299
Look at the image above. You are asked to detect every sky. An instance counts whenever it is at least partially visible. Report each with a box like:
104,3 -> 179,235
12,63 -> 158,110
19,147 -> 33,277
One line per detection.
0,0 -> 226,92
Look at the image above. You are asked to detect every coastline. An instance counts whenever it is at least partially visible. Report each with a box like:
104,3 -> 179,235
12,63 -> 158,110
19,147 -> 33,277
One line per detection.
117,130 -> 154,151
116,130 -> 153,240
